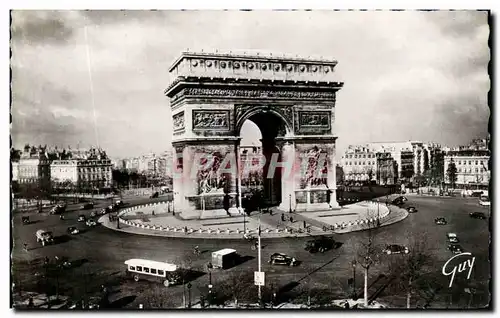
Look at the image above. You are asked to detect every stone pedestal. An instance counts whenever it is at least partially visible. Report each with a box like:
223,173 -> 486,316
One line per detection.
278,142 -> 296,212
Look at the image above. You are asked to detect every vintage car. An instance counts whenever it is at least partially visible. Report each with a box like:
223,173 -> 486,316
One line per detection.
406,206 -> 418,213
447,233 -> 459,243
469,212 -> 487,220
81,202 -> 94,210
22,216 -> 30,225
86,219 -> 97,227
434,217 -> 447,225
382,244 -> 409,255
77,215 -> 86,222
448,244 -> 464,254
67,227 -> 80,235
268,253 -> 298,266
304,237 -> 336,253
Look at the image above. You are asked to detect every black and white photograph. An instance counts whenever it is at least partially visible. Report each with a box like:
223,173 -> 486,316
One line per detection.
9,8 -> 492,310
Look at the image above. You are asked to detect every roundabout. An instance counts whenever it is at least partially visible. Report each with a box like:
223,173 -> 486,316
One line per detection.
12,194 -> 490,309
99,197 -> 405,239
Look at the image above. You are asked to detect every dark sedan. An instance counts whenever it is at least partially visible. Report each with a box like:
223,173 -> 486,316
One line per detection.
448,244 -> 464,254
382,244 -> 409,255
268,253 -> 298,266
406,206 -> 418,213
305,237 -> 336,253
469,212 -> 487,220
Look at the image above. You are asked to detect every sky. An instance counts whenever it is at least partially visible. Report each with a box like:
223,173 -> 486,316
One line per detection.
10,10 -> 490,158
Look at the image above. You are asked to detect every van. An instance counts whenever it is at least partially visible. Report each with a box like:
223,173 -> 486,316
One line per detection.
124,259 -> 182,287
36,229 -> 54,246
211,249 -> 238,269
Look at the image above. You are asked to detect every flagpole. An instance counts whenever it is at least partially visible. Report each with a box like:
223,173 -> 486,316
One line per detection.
258,212 -> 262,306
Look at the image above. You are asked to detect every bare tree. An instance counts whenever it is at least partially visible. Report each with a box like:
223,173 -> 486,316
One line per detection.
173,251 -> 196,308
385,234 -> 432,308
216,270 -> 255,307
355,207 -> 382,306
142,285 -> 179,309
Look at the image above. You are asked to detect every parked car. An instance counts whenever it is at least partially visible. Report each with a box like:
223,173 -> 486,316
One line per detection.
97,208 -> 107,215
406,206 -> 417,213
81,202 -> 94,210
304,237 -> 336,253
469,212 -> 487,220
90,211 -> 97,218
77,215 -> 86,222
447,233 -> 459,243
448,244 -> 464,254
268,253 -> 298,266
150,192 -> 159,199
86,219 -> 97,227
398,196 -> 408,202
434,217 -> 447,225
382,244 -> 409,255
67,227 -> 80,235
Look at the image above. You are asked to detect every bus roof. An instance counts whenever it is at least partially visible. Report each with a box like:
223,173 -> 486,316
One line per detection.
124,259 -> 178,272
213,248 -> 237,256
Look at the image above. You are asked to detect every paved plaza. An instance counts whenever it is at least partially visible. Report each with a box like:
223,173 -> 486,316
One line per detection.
100,195 -> 407,239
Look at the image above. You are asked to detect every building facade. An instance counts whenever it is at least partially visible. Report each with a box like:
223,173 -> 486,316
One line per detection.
340,145 -> 377,183
12,145 -> 51,192
444,149 -> 490,188
50,148 -> 113,193
376,152 -> 397,185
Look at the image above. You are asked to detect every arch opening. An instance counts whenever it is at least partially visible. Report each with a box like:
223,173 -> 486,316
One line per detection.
239,110 -> 288,209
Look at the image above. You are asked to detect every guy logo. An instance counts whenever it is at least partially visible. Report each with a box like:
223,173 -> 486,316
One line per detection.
442,252 -> 475,288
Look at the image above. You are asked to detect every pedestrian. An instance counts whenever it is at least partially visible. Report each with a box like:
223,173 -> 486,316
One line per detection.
184,226 -> 188,234
23,243 -> 28,252
152,210 -> 155,216
303,220 -> 307,229
281,213 -> 285,222
289,216 -> 294,223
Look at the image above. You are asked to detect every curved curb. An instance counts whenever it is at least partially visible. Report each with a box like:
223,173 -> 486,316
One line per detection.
101,201 -> 407,239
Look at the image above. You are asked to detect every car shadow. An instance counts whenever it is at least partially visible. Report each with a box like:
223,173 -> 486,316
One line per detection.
183,269 -> 205,283
23,220 -> 42,225
234,255 -> 255,267
107,295 -> 137,309
333,242 -> 344,249
55,235 -> 72,244
69,258 -> 89,268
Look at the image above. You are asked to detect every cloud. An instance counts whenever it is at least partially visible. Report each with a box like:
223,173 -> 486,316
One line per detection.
10,10 -> 81,45
10,10 -> 490,158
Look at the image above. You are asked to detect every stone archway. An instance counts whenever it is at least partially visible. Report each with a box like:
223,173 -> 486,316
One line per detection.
165,51 -> 344,218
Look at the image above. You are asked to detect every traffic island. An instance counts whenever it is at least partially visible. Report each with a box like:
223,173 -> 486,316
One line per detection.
99,199 -> 409,240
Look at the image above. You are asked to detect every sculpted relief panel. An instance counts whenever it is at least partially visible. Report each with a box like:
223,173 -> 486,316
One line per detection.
173,111 -> 185,131
299,111 -> 331,128
192,110 -> 230,130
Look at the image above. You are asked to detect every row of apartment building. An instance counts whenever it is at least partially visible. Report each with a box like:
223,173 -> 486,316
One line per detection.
340,138 -> 490,188
11,145 -> 113,193
116,151 -> 173,178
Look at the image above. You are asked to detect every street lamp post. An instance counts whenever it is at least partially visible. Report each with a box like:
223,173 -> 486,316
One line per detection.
187,282 -> 192,308
352,260 -> 357,299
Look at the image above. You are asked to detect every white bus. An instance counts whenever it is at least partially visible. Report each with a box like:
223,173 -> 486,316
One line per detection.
124,259 -> 182,287
479,195 -> 490,206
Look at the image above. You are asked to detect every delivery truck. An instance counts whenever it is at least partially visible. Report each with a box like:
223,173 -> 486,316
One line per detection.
211,248 -> 238,269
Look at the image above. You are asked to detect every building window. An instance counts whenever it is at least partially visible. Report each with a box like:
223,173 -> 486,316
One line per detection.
468,161 -> 472,165
475,168 -> 478,173
475,160 -> 478,165
354,162 -> 357,165
458,161 -> 461,165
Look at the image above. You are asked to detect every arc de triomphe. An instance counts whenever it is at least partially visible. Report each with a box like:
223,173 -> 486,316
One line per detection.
165,51 -> 344,218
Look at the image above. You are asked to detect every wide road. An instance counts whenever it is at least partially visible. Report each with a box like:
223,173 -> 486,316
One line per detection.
12,195 -> 490,309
